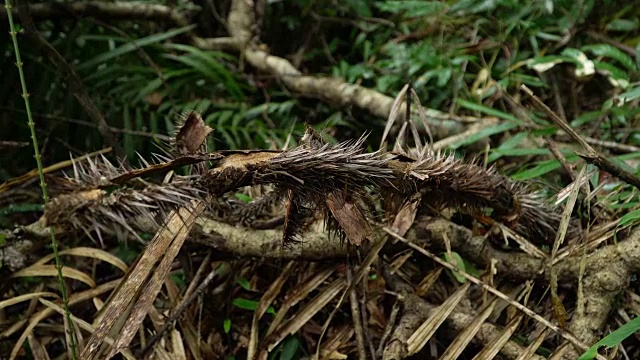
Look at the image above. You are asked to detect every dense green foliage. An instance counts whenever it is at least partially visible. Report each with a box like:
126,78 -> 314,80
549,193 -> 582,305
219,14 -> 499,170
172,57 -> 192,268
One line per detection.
1,0 -> 639,178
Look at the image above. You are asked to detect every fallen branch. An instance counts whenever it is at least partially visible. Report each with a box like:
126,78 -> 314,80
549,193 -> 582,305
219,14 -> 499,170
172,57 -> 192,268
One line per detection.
1,1 -> 192,25
222,0 -> 478,137
4,0 -> 483,138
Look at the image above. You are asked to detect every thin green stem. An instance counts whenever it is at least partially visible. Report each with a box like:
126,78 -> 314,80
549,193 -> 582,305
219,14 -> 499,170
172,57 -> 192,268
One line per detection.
4,1 -> 77,358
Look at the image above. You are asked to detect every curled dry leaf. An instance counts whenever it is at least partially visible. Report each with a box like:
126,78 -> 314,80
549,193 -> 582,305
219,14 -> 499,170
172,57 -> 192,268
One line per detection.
325,191 -> 371,245
173,111 -> 213,155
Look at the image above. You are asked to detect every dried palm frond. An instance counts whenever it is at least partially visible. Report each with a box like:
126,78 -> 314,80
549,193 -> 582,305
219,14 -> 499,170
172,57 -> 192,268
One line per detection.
44,156 -> 202,245
43,121 -> 576,247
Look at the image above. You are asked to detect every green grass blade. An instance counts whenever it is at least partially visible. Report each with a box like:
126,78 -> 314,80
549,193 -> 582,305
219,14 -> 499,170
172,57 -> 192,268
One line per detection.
578,316 -> 640,360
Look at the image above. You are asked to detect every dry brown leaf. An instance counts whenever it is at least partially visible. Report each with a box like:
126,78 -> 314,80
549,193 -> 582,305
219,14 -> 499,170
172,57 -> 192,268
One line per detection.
390,194 -> 421,237
265,277 -> 347,352
415,268 -> 443,297
325,191 -> 371,246
174,111 -> 213,155
0,147 -> 112,193
170,329 -> 187,360
407,282 -> 471,355
516,328 -> 551,360
0,292 -> 59,311
109,154 -> 220,184
248,261 -> 295,360
473,315 -> 523,360
38,298 -> 136,360
547,342 -> 572,360
265,266 -> 335,337
35,246 -> 128,273
80,202 -> 205,360
146,92 -> 163,106
11,264 -> 96,288
9,279 -> 120,360
104,202 -> 204,359
440,297 -> 499,360
27,333 -> 50,360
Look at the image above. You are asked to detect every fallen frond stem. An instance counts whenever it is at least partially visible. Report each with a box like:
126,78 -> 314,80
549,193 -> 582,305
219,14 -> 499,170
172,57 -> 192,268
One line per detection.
44,138 -> 570,247
0,147 -> 112,193
80,201 -> 205,360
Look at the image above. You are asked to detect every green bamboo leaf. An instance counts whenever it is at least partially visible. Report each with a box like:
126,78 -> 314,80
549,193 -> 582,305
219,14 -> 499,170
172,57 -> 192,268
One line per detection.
618,209 -> 640,228
232,298 -> 276,315
491,148 -> 553,157
578,317 -> 640,360
456,99 -> 522,124
487,132 -> 528,163
582,44 -> 637,71
237,277 -> 251,290
570,111 -> 602,127
617,85 -> 640,103
123,105 -> 134,160
280,336 -> 301,360
527,55 -> 569,72
443,251 -> 468,283
163,54 -> 223,83
218,128 -> 237,149
77,25 -> 196,71
448,122 -> 519,149
511,160 -> 561,180
592,61 -> 630,88
0,203 -> 44,216
615,151 -> 640,162
605,19 -> 638,32
164,43 -> 244,99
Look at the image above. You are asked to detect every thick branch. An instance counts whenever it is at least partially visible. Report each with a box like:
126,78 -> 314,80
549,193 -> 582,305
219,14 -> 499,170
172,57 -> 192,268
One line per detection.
209,0 -> 477,137
1,1 -> 191,26
191,217 -> 364,260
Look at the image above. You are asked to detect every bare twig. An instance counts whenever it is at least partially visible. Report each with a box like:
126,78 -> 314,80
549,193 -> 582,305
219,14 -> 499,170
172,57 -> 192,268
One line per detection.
348,268 -> 367,360
521,85 -> 640,190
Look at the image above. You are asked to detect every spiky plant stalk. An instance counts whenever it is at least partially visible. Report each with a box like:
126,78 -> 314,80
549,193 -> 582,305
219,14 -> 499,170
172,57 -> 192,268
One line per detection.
4,2 -> 77,358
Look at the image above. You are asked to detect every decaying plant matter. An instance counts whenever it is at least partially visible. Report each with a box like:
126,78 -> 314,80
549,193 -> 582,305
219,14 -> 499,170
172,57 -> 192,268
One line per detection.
31,110 -> 598,360
43,112 -> 572,250
4,1 -> 640,359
